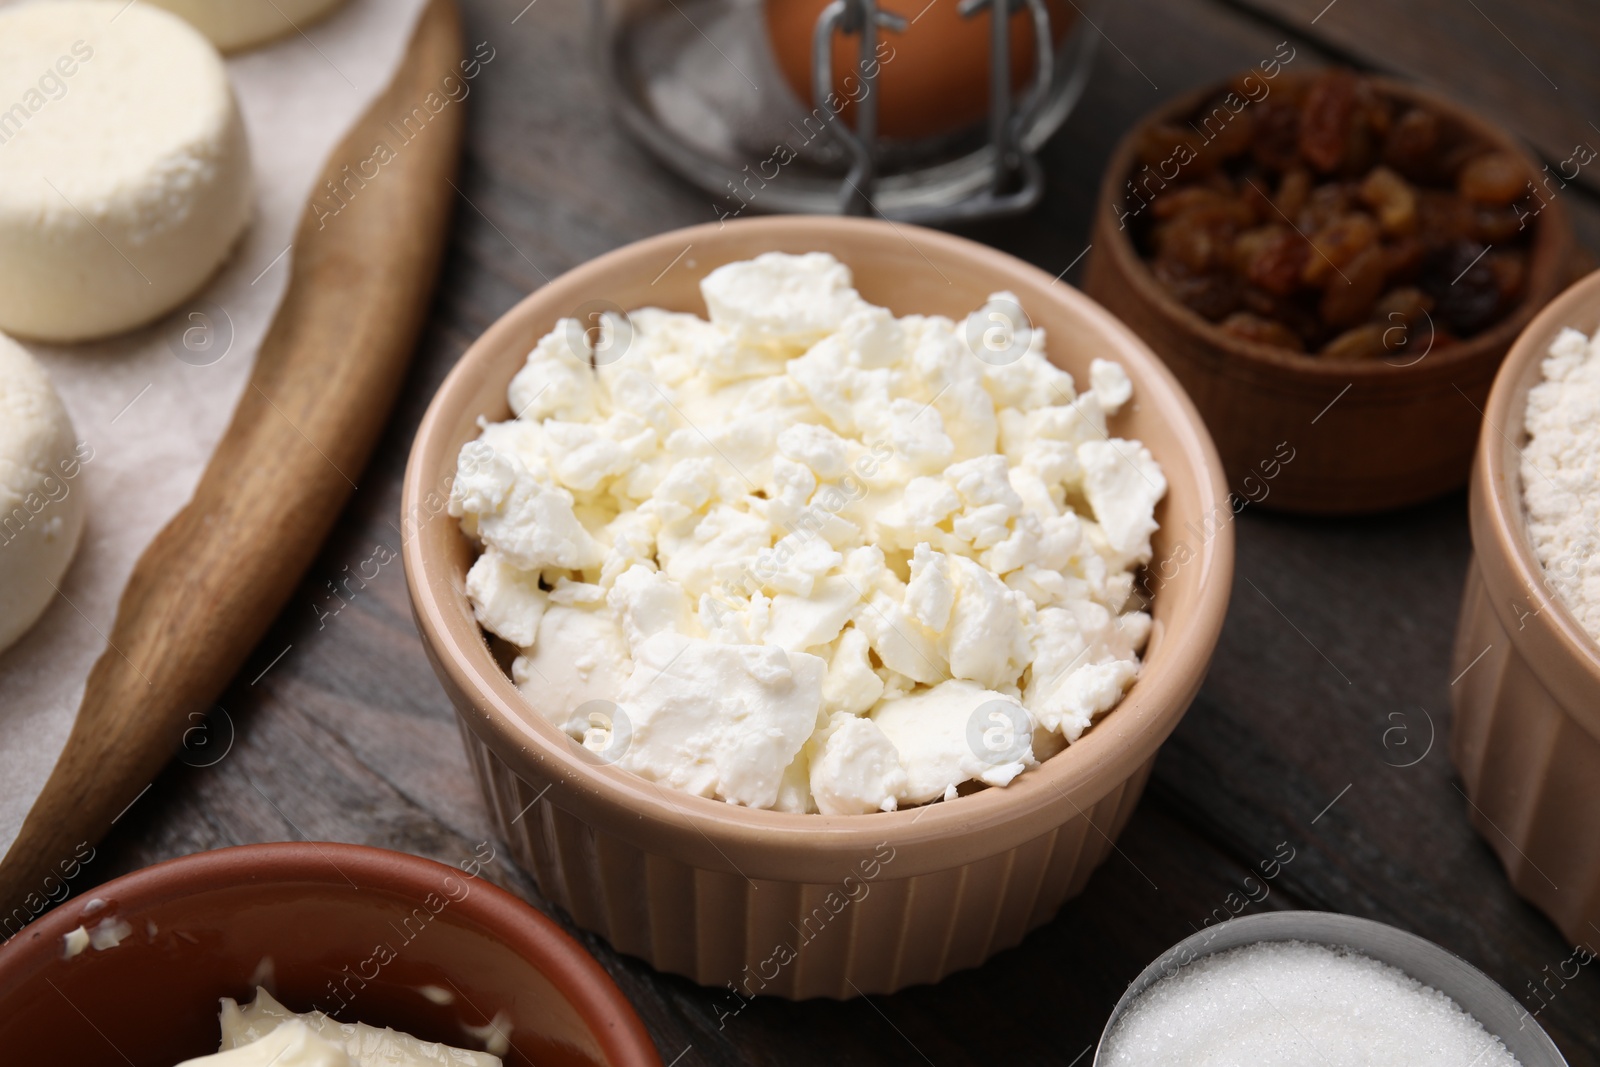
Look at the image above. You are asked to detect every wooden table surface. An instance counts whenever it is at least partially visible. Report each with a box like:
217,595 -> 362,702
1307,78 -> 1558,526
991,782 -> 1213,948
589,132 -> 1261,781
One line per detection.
87,0 -> 1600,1063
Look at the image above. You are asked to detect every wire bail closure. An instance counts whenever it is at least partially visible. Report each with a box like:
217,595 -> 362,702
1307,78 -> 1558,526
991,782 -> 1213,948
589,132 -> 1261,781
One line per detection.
811,0 -> 1055,221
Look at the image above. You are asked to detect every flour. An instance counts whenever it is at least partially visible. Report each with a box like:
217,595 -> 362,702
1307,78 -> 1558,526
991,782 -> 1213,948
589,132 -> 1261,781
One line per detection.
1522,326 -> 1600,644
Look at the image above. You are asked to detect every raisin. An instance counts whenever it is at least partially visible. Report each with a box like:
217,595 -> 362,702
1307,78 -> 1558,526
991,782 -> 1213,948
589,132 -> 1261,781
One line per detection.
1153,260 -> 1240,321
1383,236 -> 1427,282
1425,241 -> 1501,335
1152,187 -> 1232,220
1354,79 -> 1393,140
1319,244 -> 1387,328
1299,70 -> 1359,173
1269,71 -> 1315,106
1139,124 -> 1213,176
1373,287 -> 1434,355
1155,221 -> 1224,271
1321,323 -> 1389,360
1237,171 -> 1277,218
1380,321 -> 1414,356
1297,182 -> 1352,233
1341,78 -> 1391,175
1275,168 -> 1312,220
1235,226 -> 1310,296
1228,71 -> 1264,98
1232,226 -> 1275,264
1358,166 -> 1417,236
1469,205 -> 1524,244
1374,286 -> 1434,325
1252,101 -> 1302,172
1204,200 -> 1260,231
1239,287 -> 1322,341
1486,249 -> 1527,309
1154,196 -> 1255,271
1302,213 -> 1379,287
1239,285 -> 1281,317
1459,152 -> 1530,205
1211,101 -> 1257,159
1384,108 -> 1442,182
1220,311 -> 1305,350
1441,138 -> 1485,177
1416,190 -> 1474,245
1187,95 -> 1257,163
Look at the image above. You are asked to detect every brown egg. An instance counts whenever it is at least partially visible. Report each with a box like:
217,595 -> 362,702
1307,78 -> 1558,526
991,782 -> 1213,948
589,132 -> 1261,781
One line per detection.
765,0 -> 1072,141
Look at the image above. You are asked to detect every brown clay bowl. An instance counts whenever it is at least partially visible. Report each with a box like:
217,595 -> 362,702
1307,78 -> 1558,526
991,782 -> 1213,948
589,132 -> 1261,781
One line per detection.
1084,74 -> 1574,515
0,842 -> 661,1066
1451,268 -> 1600,943
402,216 -> 1234,998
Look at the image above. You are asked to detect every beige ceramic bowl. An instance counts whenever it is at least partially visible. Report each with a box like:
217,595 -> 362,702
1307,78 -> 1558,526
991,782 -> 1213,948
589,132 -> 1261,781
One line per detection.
1452,269 -> 1600,944
402,217 -> 1234,998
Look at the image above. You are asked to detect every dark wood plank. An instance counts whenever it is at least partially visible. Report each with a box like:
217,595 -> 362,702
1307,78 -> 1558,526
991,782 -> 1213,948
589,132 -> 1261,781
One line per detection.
39,0 -> 1600,1063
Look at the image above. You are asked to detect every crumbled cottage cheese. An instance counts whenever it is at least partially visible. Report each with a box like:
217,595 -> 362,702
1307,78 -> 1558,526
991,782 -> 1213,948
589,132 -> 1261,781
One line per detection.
1523,327 -> 1600,643
450,252 -> 1166,814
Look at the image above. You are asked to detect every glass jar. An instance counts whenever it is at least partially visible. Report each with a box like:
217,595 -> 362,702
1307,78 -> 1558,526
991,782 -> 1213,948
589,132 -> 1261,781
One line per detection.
593,0 -> 1100,222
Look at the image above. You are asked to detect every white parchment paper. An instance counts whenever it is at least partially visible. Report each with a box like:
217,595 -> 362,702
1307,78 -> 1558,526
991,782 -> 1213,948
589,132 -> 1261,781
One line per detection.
0,0 -> 432,856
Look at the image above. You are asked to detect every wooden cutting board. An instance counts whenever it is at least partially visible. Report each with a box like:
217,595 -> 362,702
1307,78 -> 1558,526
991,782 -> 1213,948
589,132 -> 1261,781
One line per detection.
0,0 -> 464,914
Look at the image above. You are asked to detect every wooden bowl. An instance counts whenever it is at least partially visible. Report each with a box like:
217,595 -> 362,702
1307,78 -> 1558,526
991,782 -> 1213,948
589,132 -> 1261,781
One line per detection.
402,216 -> 1235,998
1451,269 -> 1600,946
1083,75 -> 1574,515
0,843 -> 661,1066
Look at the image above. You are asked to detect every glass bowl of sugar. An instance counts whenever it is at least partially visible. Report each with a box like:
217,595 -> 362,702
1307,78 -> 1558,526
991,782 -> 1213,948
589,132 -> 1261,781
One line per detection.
1096,911 -> 1567,1066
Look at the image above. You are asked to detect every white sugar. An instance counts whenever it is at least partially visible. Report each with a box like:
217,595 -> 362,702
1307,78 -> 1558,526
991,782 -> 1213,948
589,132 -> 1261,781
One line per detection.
1100,940 -> 1521,1067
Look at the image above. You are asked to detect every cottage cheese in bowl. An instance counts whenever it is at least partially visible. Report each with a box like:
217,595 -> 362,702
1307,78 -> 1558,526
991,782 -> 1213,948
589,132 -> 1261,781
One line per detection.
1522,326 -> 1600,646
177,988 -> 502,1066
449,252 -> 1165,814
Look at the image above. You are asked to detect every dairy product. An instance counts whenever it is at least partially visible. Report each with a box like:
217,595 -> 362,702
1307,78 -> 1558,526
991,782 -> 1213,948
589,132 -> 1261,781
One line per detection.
61,925 -> 90,959
1522,326 -> 1600,644
0,2 -> 253,342
178,1020 -> 350,1067
614,633 -> 827,808
176,987 -> 501,1067
147,0 -> 349,52
1099,940 -> 1520,1067
451,252 -> 1165,813
0,335 -> 88,656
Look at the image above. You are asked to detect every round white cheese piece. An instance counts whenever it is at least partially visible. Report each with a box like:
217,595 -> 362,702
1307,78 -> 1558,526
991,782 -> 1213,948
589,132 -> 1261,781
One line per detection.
145,0 -> 349,52
0,334 -> 88,655
0,1 -> 253,343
